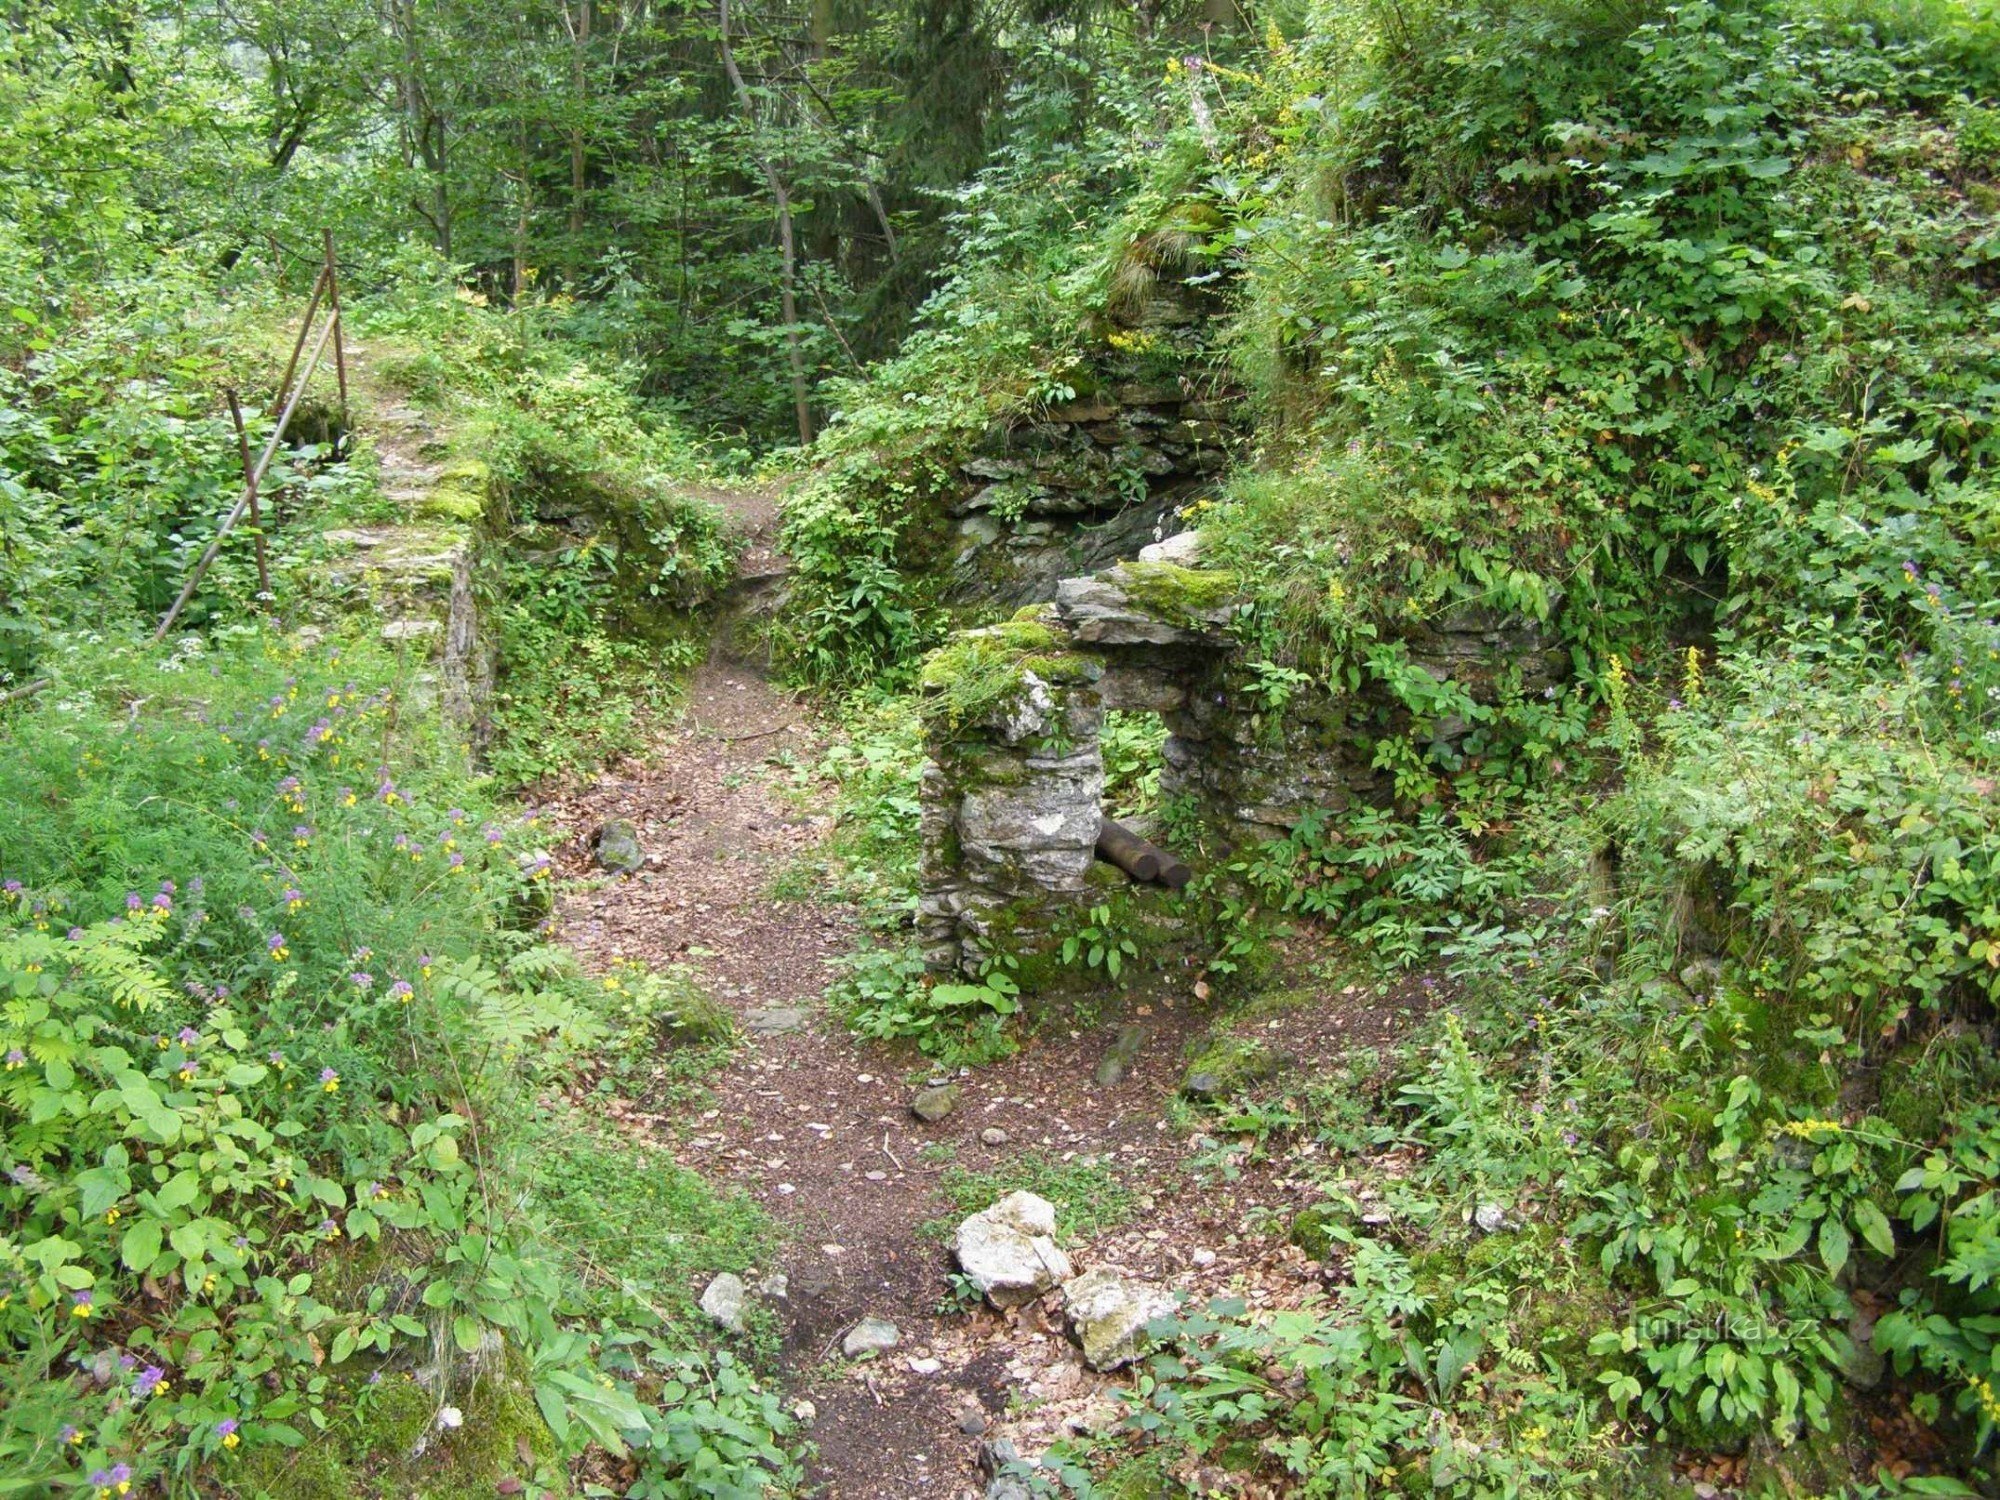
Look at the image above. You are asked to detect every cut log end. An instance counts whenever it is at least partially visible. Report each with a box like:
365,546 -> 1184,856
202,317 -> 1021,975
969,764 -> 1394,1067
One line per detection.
1097,816 -> 1191,890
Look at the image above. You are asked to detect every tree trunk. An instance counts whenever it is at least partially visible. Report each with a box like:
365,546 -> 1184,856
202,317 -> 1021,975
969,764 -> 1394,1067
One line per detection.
718,0 -> 812,446
568,0 -> 591,235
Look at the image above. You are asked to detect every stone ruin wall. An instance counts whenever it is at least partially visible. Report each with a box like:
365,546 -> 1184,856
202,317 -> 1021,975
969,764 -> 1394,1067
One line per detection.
944,384 -> 1247,608
916,555 -> 1566,976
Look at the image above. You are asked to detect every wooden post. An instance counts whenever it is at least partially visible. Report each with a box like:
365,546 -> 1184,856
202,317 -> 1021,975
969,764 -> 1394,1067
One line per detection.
225,389 -> 272,604
321,229 -> 349,446
274,265 -> 328,414
153,311 -> 337,642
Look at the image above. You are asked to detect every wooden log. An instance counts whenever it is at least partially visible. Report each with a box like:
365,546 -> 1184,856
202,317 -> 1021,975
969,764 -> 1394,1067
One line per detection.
1098,817 -> 1192,889
1097,817 -> 1162,883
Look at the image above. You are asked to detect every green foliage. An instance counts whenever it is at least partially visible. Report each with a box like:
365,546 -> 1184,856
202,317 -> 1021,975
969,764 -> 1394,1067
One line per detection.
829,944 -> 1022,1067
1061,903 -> 1139,982
781,695 -> 924,928
1200,0 -> 2000,661
0,639 -> 794,1495
1101,711 -> 1166,821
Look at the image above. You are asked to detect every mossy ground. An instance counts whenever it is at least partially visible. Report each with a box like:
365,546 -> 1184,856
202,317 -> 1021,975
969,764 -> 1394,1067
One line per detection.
234,1354 -> 562,1500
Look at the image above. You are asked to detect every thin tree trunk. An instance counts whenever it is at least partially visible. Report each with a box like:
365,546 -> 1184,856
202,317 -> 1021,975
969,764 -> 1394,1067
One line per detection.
568,0 -> 591,235
718,0 -> 812,447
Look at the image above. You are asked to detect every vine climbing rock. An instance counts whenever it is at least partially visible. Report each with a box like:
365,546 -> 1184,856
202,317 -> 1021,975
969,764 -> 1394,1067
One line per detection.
952,1191 -> 1073,1308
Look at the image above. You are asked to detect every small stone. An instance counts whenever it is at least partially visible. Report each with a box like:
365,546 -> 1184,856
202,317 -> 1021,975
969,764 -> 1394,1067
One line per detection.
593,818 -> 645,875
978,1439 -> 1021,1478
907,1356 -> 942,1374
1190,1248 -> 1216,1267
842,1317 -> 901,1357
1474,1203 -> 1508,1235
791,1399 -> 817,1424
699,1273 -> 746,1333
757,1272 -> 789,1301
980,1127 -> 1010,1146
912,1084 -> 960,1123
1137,530 -> 1204,565
958,1408 -> 990,1435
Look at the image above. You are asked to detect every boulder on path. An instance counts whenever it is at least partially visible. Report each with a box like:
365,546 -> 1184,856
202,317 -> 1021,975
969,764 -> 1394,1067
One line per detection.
841,1317 -> 901,1357
699,1272 -> 746,1333
594,818 -> 645,875
1063,1268 -> 1173,1371
912,1083 -> 960,1123
952,1191 -> 1072,1308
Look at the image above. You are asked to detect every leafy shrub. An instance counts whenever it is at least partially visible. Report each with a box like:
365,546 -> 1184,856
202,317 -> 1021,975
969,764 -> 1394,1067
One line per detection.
0,636 -> 793,1495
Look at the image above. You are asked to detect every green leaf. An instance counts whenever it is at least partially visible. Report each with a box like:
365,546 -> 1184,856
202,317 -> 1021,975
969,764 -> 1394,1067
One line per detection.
155,1169 -> 200,1212
1852,1200 -> 1895,1258
120,1220 -> 163,1271
169,1220 -> 207,1262
1818,1215 -> 1851,1277
452,1314 -> 483,1353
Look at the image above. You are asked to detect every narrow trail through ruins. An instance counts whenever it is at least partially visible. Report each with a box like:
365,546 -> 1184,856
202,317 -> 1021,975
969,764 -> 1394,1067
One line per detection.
541,493 -> 1422,1498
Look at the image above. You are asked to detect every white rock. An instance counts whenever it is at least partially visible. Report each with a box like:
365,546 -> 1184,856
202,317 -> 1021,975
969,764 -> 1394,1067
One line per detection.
1137,530 -> 1204,565
1474,1203 -> 1508,1234
1190,1248 -> 1217,1267
699,1272 -> 747,1333
952,1191 -> 1073,1308
843,1317 -> 901,1357
1062,1268 -> 1174,1371
907,1356 -> 943,1374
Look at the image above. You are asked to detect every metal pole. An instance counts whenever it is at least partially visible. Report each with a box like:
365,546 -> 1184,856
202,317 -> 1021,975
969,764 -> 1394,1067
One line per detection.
225,388 -> 272,604
153,311 -> 337,643
322,229 -> 349,447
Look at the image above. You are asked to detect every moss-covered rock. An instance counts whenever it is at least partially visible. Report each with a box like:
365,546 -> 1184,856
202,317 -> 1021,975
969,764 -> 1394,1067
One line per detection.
918,617 -> 1098,735
1112,560 -> 1241,622
1181,1035 -> 1291,1101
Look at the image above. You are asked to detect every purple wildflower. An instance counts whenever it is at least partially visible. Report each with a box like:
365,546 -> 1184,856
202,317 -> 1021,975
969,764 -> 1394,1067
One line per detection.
133,1364 -> 165,1397
177,1027 -> 200,1046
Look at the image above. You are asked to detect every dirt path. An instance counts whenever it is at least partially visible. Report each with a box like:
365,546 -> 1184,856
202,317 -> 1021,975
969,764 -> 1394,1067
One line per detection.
540,493 -> 1428,1497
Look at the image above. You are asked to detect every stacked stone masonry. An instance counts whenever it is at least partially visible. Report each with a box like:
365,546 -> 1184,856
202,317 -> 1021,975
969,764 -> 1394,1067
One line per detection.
918,550 -> 1565,976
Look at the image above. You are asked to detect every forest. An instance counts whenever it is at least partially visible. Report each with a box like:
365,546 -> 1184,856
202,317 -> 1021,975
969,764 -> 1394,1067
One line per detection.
3,0 -> 2000,1496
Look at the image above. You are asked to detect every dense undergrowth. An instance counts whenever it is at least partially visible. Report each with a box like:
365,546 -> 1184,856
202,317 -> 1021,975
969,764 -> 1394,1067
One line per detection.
9,0 -> 2000,1494
775,0 -> 2000,1493
0,638 -> 791,1497
2,191 -> 789,1496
